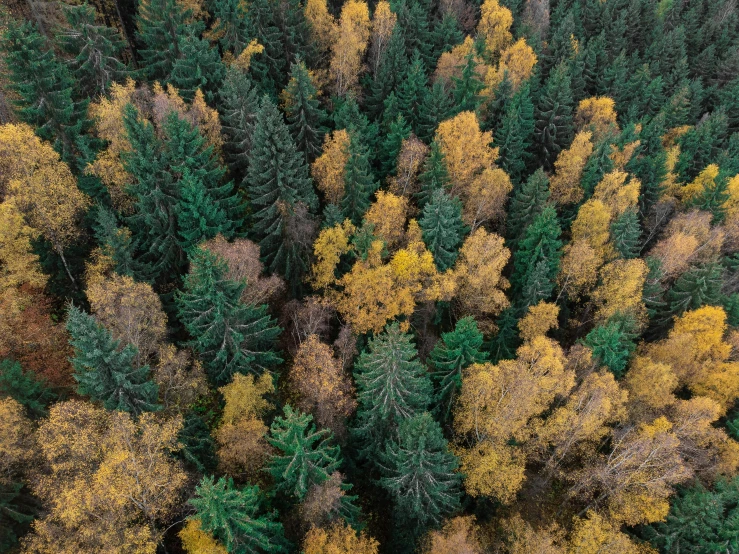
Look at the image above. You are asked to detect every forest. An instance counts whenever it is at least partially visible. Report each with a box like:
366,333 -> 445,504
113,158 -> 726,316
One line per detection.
1,0 -> 739,551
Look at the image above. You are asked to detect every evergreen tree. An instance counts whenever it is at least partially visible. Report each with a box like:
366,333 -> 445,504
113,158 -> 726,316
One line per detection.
394,0 -> 433,65
365,25 -> 409,118
583,315 -> 638,378
416,141 -> 451,209
675,110 -> 729,183
136,0 -> 190,81
419,189 -> 467,271
57,3 -> 128,98
427,317 -> 487,421
488,307 -> 520,363
93,205 -> 136,278
341,133 -> 378,224
66,305 -> 160,415
667,263 -> 724,318
176,169 -> 234,251
352,323 -> 432,464
418,80 -> 453,143
245,97 -> 318,282
283,59 -> 327,163
506,169 -> 551,244
169,32 -> 226,103
333,93 -> 380,152
485,72 -> 513,133
535,62 -> 575,169
379,413 -> 462,539
177,412 -> 218,473
610,208 -> 641,259
452,51 -> 485,115
210,0 -> 250,54
190,476 -> 288,554
219,67 -> 260,175
580,135 -> 616,198
430,13 -> 464,62
380,114 -> 412,179
397,50 -> 428,133
176,248 -> 282,385
0,359 -> 55,418
495,82 -> 535,183
267,405 -> 342,500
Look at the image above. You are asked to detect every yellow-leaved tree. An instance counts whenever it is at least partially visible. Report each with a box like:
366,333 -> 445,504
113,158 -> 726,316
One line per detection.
303,522 -> 379,554
312,129 -> 352,205
477,0 -> 513,61
329,0 -> 371,96
549,131 -> 593,205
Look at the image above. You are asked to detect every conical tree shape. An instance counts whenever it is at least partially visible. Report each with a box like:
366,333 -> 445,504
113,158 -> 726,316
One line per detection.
176,169 -> 234,251
452,51 -> 485,114
427,316 -> 487,420
495,81 -> 535,183
283,59 -> 327,163
170,32 -> 226,103
341,133 -> 378,224
380,114 -> 412,179
535,62 -> 575,169
583,315 -> 637,378
610,208 -> 641,259
210,0 -> 250,54
397,50 -> 428,133
0,359 -> 55,418
136,0 -> 190,81
245,97 -> 318,280
352,323 -> 432,465
219,67 -> 260,175
66,305 -> 160,415
667,263 -> 724,318
430,12 -> 464,62
419,189 -> 467,271
418,80 -> 453,143
176,247 -> 282,385
416,141 -> 451,209
93,206 -> 136,278
488,307 -> 520,362
366,25 -> 409,118
506,168 -> 551,244
395,0 -> 433,64
267,405 -> 342,500
190,476 -> 288,554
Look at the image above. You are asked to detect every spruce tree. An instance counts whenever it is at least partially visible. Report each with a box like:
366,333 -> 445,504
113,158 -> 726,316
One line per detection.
169,32 -> 226,103
580,135 -> 616,198
66,305 -> 160,415
379,413 -> 462,538
333,93 -> 379,151
430,13 -> 464,62
177,412 -> 218,473
535,62 -> 575,169
267,406 -> 342,500
380,114 -> 412,179
352,323 -> 432,464
394,0 -> 433,64
219,67 -> 260,175
610,208 -> 641,259
210,0 -> 251,54
0,359 -> 55,418
495,82 -> 535,183
366,25 -> 409,118
667,263 -> 724,318
675,110 -> 729,183
176,248 -> 282,385
397,50 -> 428,133
93,206 -> 136,279
242,0 -> 287,95
283,59 -> 327,163
341,133 -> 378,225
416,141 -> 451,209
419,189 -> 467,271
190,476 -> 288,554
57,3 -> 128,98
136,0 -> 190,81
452,51 -> 485,115
176,169 -> 234,251
427,317 -> 487,421
488,307 -> 521,362
506,169 -> 551,244
583,315 -> 637,378
418,80 -> 453,143
485,72 -> 513,133
245,97 -> 318,281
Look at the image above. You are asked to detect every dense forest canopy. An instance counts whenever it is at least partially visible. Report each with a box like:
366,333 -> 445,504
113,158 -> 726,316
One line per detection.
1,0 -> 739,552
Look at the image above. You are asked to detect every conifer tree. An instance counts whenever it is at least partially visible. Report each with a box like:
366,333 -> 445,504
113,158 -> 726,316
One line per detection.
176,169 -> 234,251
210,0 -> 250,54
427,317 -> 487,420
583,316 -> 637,378
580,135 -> 615,198
394,0 -> 433,64
176,248 -> 282,385
675,110 -> 729,183
535,62 -> 575,169
667,263 -> 724,318
416,141 -> 451,209
136,0 -> 190,81
57,4 -> 128,98
352,323 -> 432,464
397,51 -> 428,133
341,133 -> 378,225
0,359 -> 55,418
485,72 -> 513,133
93,206 -> 136,278
366,25 -> 409,118
380,114 -> 412,179
495,81 -> 535,183
190,476 -> 288,554
488,307 -> 520,362
419,189 -> 467,271
169,33 -> 226,103
452,52 -> 485,115
430,13 -> 464,61
379,413 -> 462,537
66,305 -> 161,415
282,59 -> 327,163
610,209 -> 641,259
245,97 -> 318,281
219,67 -> 260,175
506,168 -> 550,244
267,405 -> 342,500
418,80 -> 453,143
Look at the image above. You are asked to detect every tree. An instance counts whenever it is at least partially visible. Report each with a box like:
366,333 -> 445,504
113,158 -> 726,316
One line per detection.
610,208 -> 641,259
419,189 -> 467,271
66,305 -> 160,415
548,130 -> 593,205
303,522 -> 379,554
583,316 -> 638,378
0,358 -> 55,417
496,38 -> 538,91
176,247 -> 282,385
506,169 -> 550,244
380,114 -> 412,179
352,323 -> 432,462
364,191 -> 408,250
418,81 -> 453,143
667,263 -> 723,319
219,67 -> 260,175
245,97 -> 318,283
380,413 -> 462,536
397,51 -> 428,134
267,405 -> 341,500
417,141 -> 451,209
169,33 -> 226,103
341,133 -> 377,224
189,476 -> 287,554
365,25 -> 408,118
136,0 -> 190,81
368,1 -> 397,76
282,59 -> 327,163
495,82 -> 535,183
477,0 -> 513,59
452,52 -> 485,114
389,135 -> 429,198
428,317 -> 487,421
176,169 -> 234,251
569,511 -> 657,554
330,0 -> 371,96
421,516 -> 484,554
179,519 -> 227,554
535,62 -> 575,169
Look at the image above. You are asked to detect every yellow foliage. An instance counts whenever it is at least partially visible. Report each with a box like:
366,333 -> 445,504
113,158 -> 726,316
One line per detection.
609,140 -> 640,171
550,131 -> 594,205
0,199 -> 46,293
421,516 -> 484,554
388,136 -> 429,198
575,97 -> 618,140
312,129 -> 351,204
568,511 -> 657,554
303,522 -> 379,554
179,519 -> 227,554
464,167 -> 513,230
219,372 -> 274,425
0,397 -> 32,473
477,0 -> 513,60
0,121 -> 56,196
497,38 -> 537,91
592,170 -> 640,217
591,259 -> 648,325
625,356 -> 678,411
305,0 -> 339,60
330,0 -> 371,96
501,515 -> 566,554
722,173 -> 739,220
368,1 -> 397,75
571,199 -> 612,256
310,219 -> 356,289
457,442 -> 526,502
558,239 -> 603,299
680,164 -> 719,203
233,39 -> 264,72
518,301 -> 559,342
660,145 -> 681,199
365,191 -> 408,249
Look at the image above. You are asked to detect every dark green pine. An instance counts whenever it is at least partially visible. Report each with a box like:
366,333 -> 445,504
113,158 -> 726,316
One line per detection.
209,0 -> 250,54
135,0 -> 190,81
534,62 -> 575,169
66,305 -> 160,415
56,3 -> 128,98
628,114 -> 667,217
506,168 -> 551,245
379,413 -> 462,539
380,114 -> 412,179
333,93 -> 380,156
488,307 -> 521,363
643,257 -> 668,321
393,0 -> 433,65
429,12 -> 464,62
176,169 -> 234,251
419,189 -> 467,272
341,133 -> 378,225
218,67 -> 260,175
580,135 -> 616,199
397,50 -> 428,134
610,209 -> 641,259
176,248 -> 282,385
495,81 -> 535,183
241,0 -> 287,96
352,323 -> 432,465
190,476 -> 288,554
675,110 -> 729,183
484,71 -> 513,133
623,65 -> 665,124
583,315 -> 637,378
416,141 -> 451,209
267,405 -> 342,501
245,96 -> 318,281
284,59 -> 327,163
0,359 -> 56,418
177,412 -> 218,473
427,317 -> 487,421
667,263 -> 724,318
452,51 -> 485,115
169,31 -> 226,103
417,80 -> 453,143
92,207 -> 136,280
365,25 -> 409,119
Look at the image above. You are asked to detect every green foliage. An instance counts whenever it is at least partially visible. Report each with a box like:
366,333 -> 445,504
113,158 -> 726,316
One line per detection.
190,476 -> 288,553
341,133 -> 378,225
610,208 -> 641,259
0,359 -> 56,418
284,59 -> 327,163
176,169 -> 234,251
66,305 -> 160,414
93,205 -> 136,278
397,51 -> 428,134
176,248 -> 282,385
267,405 -> 342,501
380,114 -> 412,179
667,263 -> 724,319
419,188 -> 467,271
0,480 -> 35,553
535,62 -> 575,169
496,82 -> 535,183
177,412 -> 218,473
366,25 -> 409,118
219,67 -> 260,175
507,168 -> 551,244
136,0 -> 190,81
169,33 -> 226,103
418,80 -> 453,143
583,315 -> 638,378
452,52 -> 484,115
416,141 -> 451,209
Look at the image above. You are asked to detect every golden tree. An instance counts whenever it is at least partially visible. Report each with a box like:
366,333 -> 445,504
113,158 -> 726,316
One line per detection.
549,131 -> 593,205
329,0 -> 371,96
312,129 -> 351,205
496,38 -> 537,91
477,0 -> 513,60
575,97 -> 619,140
364,191 -> 408,249
388,135 -> 429,198
421,516 -> 484,554
303,522 -> 379,554
368,1 -> 397,75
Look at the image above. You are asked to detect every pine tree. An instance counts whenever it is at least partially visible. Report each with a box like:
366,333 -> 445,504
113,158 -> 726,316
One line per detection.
169,32 -> 226,103
177,412 -> 217,473
488,307 -> 520,362
66,305 -> 160,415
241,0 -> 287,96
176,169 -> 234,251
583,315 -> 637,378
341,133 -> 378,225
93,207 -> 136,279
176,248 -> 282,385
190,476 -> 288,554
452,51 -> 485,115
379,413 -> 462,537
418,80 -> 453,143
267,405 -> 342,500
219,67 -> 260,175
495,81 -> 535,183
366,25 -> 409,118
610,209 -> 641,259
667,263 -> 724,318
535,62 -> 575,169
397,50 -> 428,134
484,72 -> 513,133
57,3 -> 128,98
427,317 -> 487,421
0,359 -> 55,418
419,189 -> 467,271
210,0 -> 251,54
380,114 -> 412,179
416,141 -> 451,209
506,168 -> 551,244
352,323 -> 432,464
394,0 -> 433,64
430,12 -> 464,62
136,0 -> 190,81
245,97 -> 318,281
580,135 -> 616,198
283,59 -> 327,163
675,110 -> 729,183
